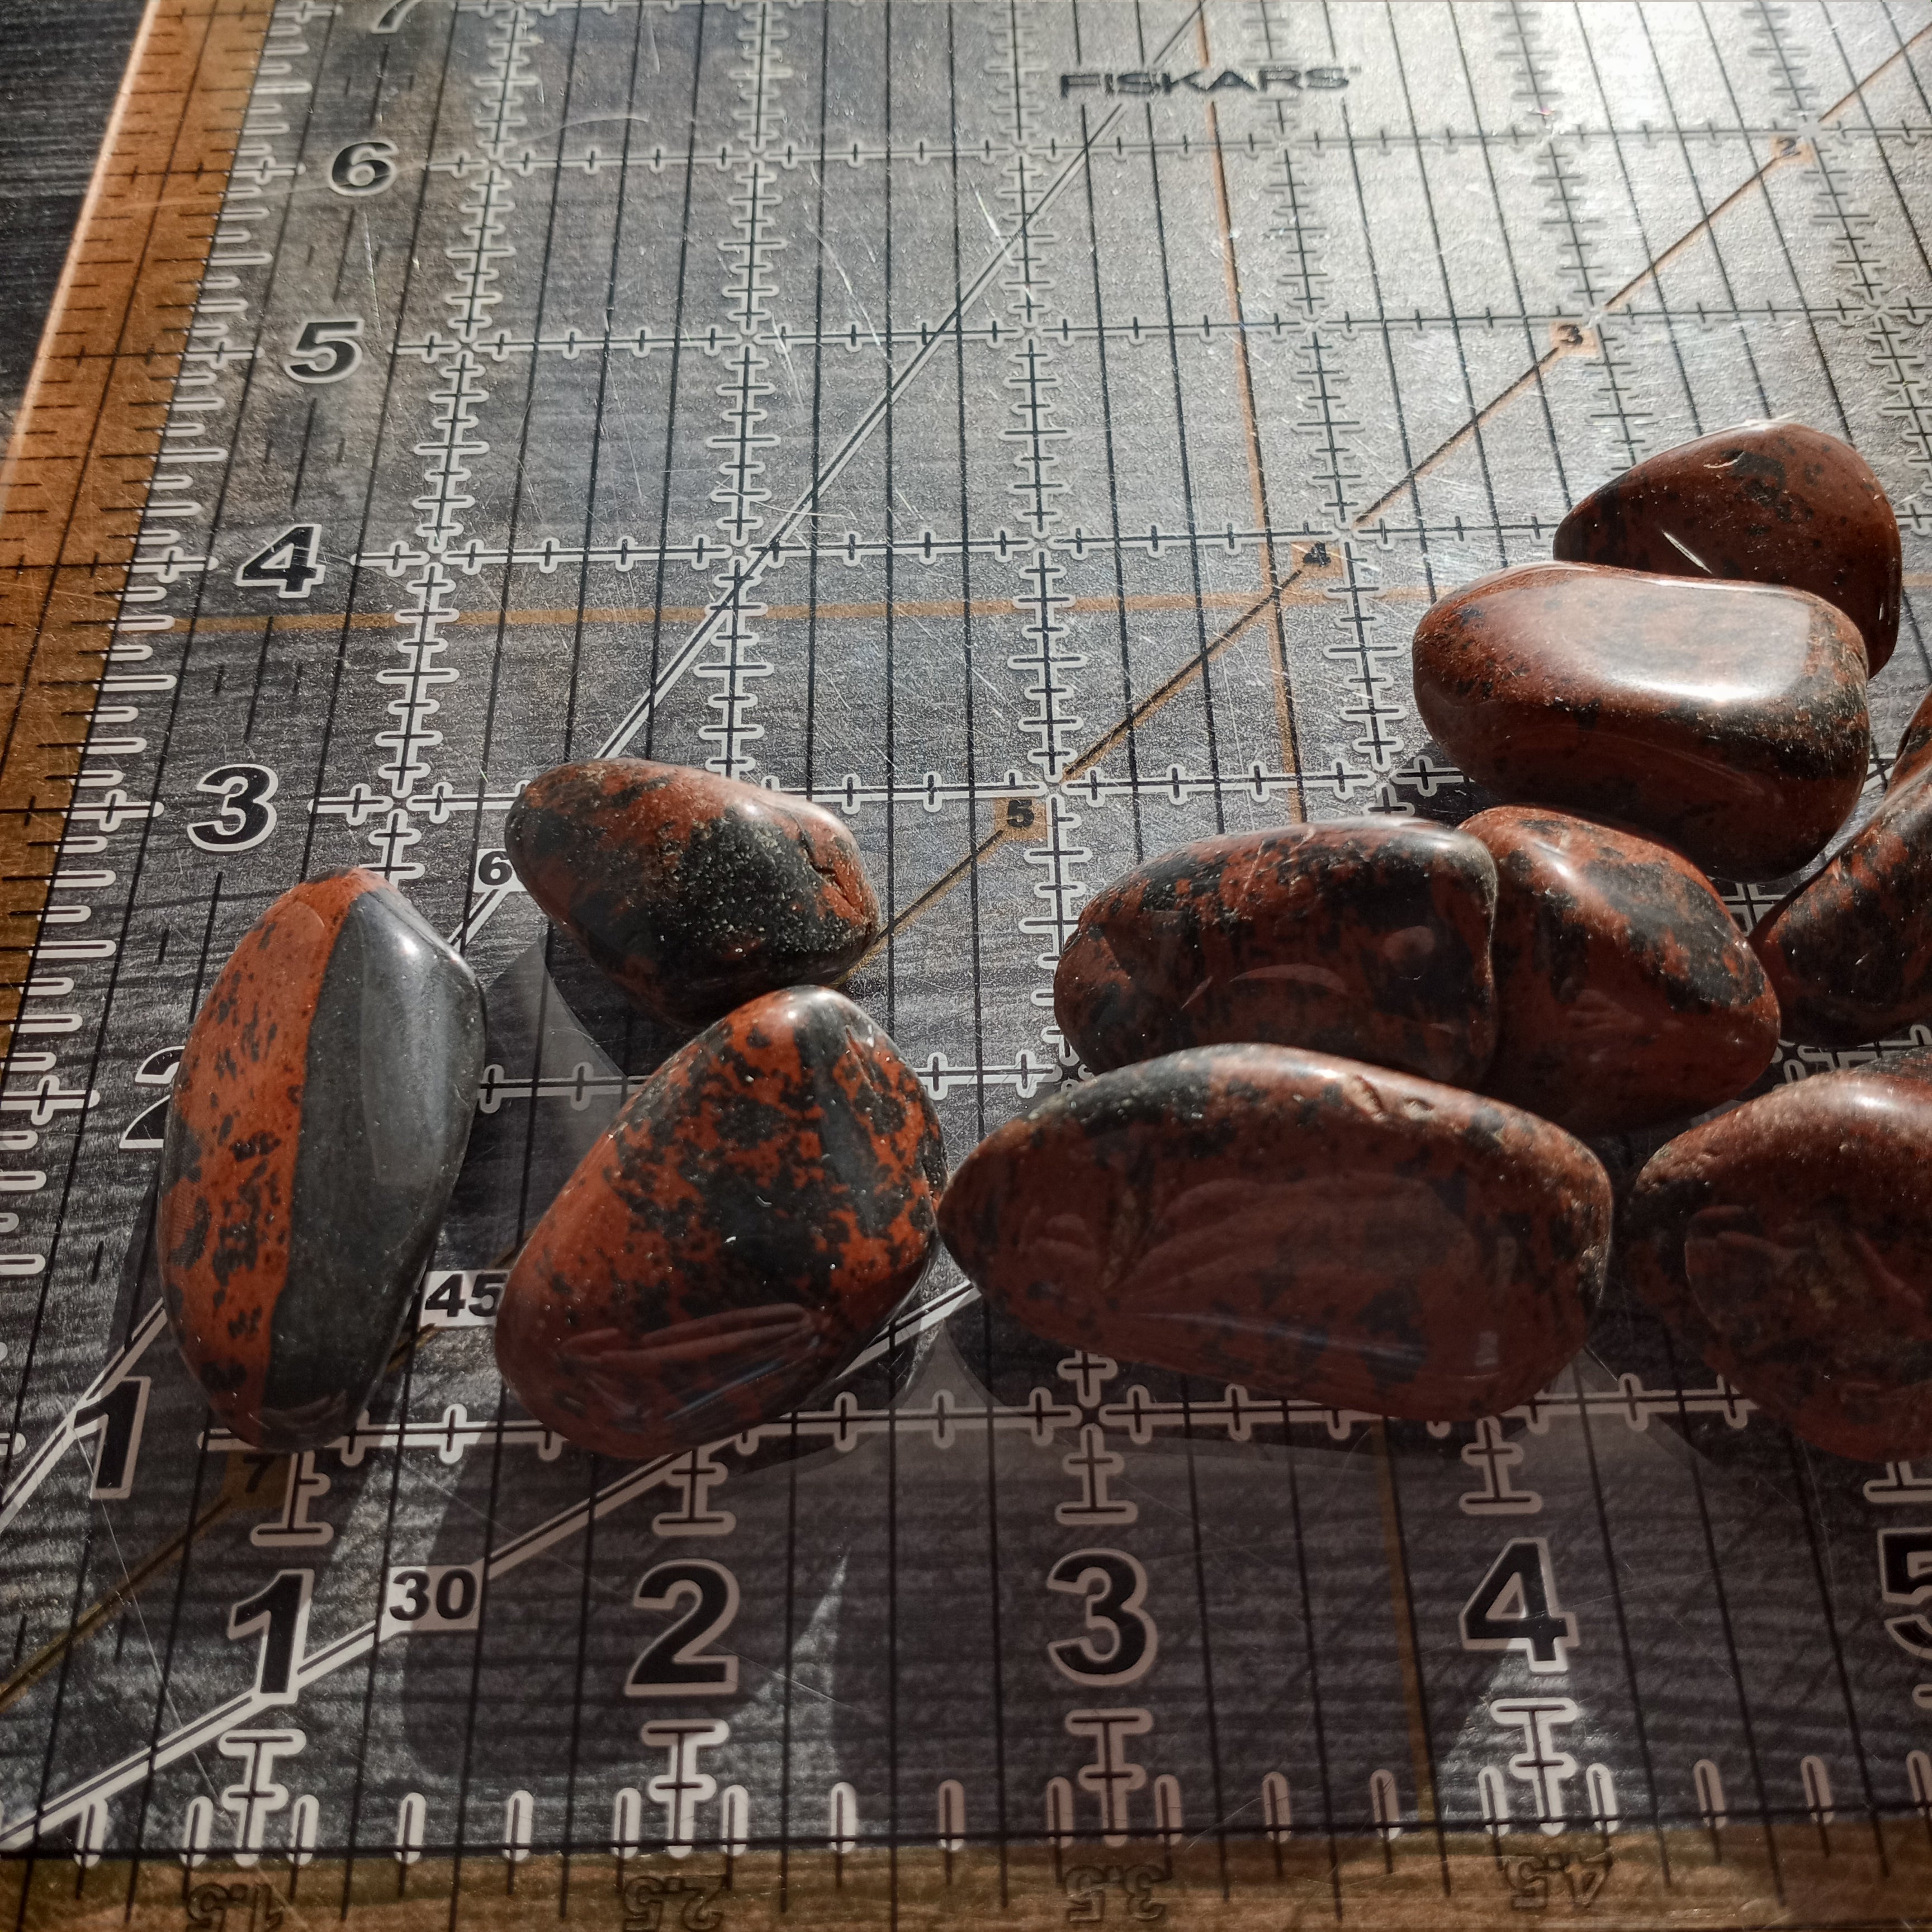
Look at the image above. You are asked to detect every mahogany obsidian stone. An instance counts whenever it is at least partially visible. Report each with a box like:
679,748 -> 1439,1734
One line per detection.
1053,819 -> 1497,1086
1893,688 -> 1932,793
1751,768 -> 1932,1048
159,870 -> 485,1451
504,759 -> 880,1029
1412,562 -> 1870,882
495,986 -> 944,1460
1464,807 -> 1780,1137
937,1045 -> 1609,1422
1554,420 -> 1903,674
1625,1050 -> 1932,1459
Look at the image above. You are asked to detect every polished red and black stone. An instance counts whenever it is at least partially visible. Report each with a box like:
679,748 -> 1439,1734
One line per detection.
1554,420 -> 1903,674
1054,818 -> 1497,1087
1465,807 -> 1780,1136
1894,687 -> 1932,793
1751,766 -> 1932,1047
495,985 -> 945,1460
505,759 -> 880,1029
1413,561 -> 1869,882
938,1044 -> 1609,1422
159,869 -> 486,1451
1625,1048 -> 1932,1459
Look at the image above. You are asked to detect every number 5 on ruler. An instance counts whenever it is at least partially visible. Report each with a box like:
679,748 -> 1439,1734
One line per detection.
229,1569 -> 314,1703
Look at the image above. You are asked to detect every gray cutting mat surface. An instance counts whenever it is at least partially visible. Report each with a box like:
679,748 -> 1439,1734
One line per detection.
9,0 -> 1932,1920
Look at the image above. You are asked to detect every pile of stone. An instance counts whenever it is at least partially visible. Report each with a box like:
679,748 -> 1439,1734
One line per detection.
154,421 -> 1931,1469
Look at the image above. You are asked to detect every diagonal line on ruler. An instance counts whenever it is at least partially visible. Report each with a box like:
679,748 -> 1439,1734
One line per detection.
0,1447 -> 687,1849
1354,10 -> 1932,532
452,2 -> 1209,948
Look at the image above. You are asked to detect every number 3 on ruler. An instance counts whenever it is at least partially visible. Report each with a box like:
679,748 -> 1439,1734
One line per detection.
188,764 -> 278,854
235,524 -> 324,599
1045,1548 -> 1158,1686
229,1569 -> 314,1703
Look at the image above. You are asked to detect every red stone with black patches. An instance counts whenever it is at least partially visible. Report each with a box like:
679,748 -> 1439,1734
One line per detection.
937,1045 -> 1609,1422
505,759 -> 879,1029
1893,688 -> 1932,793
162,869 -> 486,1451
1465,807 -> 1779,1136
1413,561 -> 1869,882
1625,1050 -> 1932,1459
1054,818 -> 1497,1087
160,872 -> 376,1440
1751,765 -> 1932,1047
1554,420 -> 1902,674
495,985 -> 944,1460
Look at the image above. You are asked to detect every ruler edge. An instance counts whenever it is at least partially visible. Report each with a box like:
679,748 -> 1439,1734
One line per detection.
0,0 -> 279,1052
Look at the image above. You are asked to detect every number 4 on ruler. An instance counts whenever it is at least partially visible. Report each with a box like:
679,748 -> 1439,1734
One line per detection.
235,525 -> 324,599
229,1569 -> 314,1704
1460,1538 -> 1578,1675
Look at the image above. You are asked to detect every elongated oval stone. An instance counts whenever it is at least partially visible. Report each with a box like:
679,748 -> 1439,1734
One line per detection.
505,759 -> 880,1029
1554,421 -> 1902,674
1751,768 -> 1932,1046
495,986 -> 944,1460
1465,807 -> 1779,1136
1413,562 -> 1869,881
1054,819 -> 1497,1086
159,870 -> 485,1451
1625,1052 -> 1932,1459
938,1045 -> 1609,1421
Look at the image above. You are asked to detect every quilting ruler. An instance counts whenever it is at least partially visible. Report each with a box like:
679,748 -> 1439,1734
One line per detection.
10,1 -> 1932,1925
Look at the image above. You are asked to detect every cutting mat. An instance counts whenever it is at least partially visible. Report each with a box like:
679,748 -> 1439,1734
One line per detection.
7,1 -> 1932,1925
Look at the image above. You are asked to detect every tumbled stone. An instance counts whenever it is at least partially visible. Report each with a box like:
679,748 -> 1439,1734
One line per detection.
159,870 -> 486,1451
505,759 -> 880,1029
495,986 -> 944,1459
1554,420 -> 1902,674
1893,688 -> 1932,793
938,1045 -> 1608,1421
1750,767 -> 1932,1047
1465,807 -> 1779,1136
1054,819 -> 1497,1086
1413,562 -> 1869,881
1625,1050 -> 1932,1459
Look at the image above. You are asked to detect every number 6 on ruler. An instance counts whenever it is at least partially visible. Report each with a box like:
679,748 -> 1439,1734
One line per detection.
229,1569 -> 314,1703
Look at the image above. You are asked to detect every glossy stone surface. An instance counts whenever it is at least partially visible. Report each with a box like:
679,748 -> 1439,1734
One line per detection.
1413,562 -> 1869,881
1554,421 -> 1902,674
1893,687 -> 1932,793
1465,807 -> 1779,1136
160,870 -> 486,1451
495,986 -> 944,1460
939,1045 -> 1609,1421
1751,768 -> 1932,1047
1625,1050 -> 1932,1459
505,759 -> 880,1029
1054,819 -> 1497,1086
